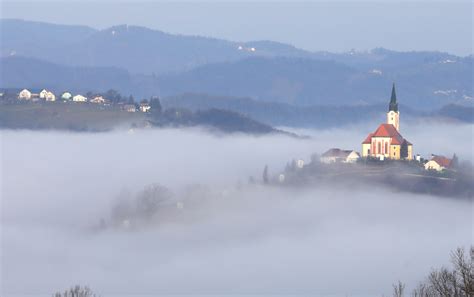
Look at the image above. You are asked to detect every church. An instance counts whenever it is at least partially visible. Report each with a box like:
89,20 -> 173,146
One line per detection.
362,84 -> 413,160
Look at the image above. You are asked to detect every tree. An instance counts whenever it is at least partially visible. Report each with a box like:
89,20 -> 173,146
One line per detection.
262,165 -> 269,184
451,153 -> 459,169
149,96 -> 162,114
105,89 -> 121,103
390,246 -> 473,297
53,285 -> 97,297
135,184 -> 172,220
128,95 -> 135,104
392,281 -> 405,297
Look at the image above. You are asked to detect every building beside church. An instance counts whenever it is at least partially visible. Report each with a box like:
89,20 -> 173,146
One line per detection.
362,84 -> 413,160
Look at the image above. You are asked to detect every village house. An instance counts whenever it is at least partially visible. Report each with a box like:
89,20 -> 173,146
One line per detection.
72,94 -> 88,102
362,84 -> 413,160
90,96 -> 106,104
18,89 -> 32,100
139,102 -> 151,112
424,155 -> 453,172
39,89 -> 56,101
321,148 -> 360,164
123,104 -> 137,112
61,92 -> 72,101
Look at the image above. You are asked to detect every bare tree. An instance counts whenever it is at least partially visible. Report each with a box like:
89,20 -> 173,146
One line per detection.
393,281 -> 405,297
390,246 -> 474,297
53,285 -> 97,297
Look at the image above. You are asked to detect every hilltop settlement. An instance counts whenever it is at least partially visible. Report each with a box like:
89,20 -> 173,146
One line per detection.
268,85 -> 472,198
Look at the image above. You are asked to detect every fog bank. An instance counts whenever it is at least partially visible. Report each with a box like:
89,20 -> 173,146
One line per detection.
1,123 -> 473,296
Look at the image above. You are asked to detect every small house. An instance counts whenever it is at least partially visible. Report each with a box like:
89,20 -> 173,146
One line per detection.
424,155 -> 452,172
18,89 -> 32,100
61,92 -> 72,101
321,148 -> 360,164
44,91 -> 56,102
139,103 -> 151,112
90,96 -> 106,104
73,94 -> 88,102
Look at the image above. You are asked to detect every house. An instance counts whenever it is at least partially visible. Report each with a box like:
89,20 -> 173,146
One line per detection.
45,92 -> 56,101
123,104 -> 136,112
38,89 -> 56,101
18,89 -> 32,100
90,96 -> 106,104
139,103 -> 151,112
424,155 -> 453,172
73,94 -> 88,102
362,84 -> 413,160
39,89 -> 48,99
321,148 -> 360,164
61,92 -> 72,101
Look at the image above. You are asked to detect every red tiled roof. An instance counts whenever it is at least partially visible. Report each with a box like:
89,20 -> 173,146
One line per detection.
373,124 -> 401,138
362,133 -> 374,144
362,124 -> 412,146
431,155 -> 452,168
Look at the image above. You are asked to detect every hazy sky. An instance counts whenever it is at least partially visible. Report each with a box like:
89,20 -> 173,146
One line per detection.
0,0 -> 472,56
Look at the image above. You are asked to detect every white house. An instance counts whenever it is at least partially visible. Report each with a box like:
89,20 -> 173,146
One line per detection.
61,92 -> 72,101
39,89 -> 48,99
73,94 -> 88,102
424,155 -> 452,172
139,103 -> 151,112
90,96 -> 106,104
320,148 -> 360,164
45,91 -> 56,101
39,89 -> 56,101
18,89 -> 32,100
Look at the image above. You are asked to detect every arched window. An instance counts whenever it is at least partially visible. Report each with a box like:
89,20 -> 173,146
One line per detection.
378,142 -> 381,154
385,143 -> 388,154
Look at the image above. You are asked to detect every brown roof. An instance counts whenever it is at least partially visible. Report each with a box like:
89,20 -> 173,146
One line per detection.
431,155 -> 452,168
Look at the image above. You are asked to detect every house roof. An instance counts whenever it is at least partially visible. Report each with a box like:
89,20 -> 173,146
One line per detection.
322,148 -> 354,158
431,155 -> 452,168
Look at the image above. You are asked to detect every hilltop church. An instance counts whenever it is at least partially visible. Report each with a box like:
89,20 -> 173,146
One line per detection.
362,84 -> 413,160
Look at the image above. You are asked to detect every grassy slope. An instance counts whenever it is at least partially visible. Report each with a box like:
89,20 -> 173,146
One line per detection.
0,102 -> 146,131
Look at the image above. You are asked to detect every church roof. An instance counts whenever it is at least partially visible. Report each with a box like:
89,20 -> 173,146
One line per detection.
362,133 -> 374,144
362,123 -> 411,146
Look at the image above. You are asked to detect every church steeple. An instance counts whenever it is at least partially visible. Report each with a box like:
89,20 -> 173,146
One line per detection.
387,83 -> 400,132
389,83 -> 398,112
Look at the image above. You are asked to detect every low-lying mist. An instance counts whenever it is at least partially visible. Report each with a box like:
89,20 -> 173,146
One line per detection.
1,122 -> 473,296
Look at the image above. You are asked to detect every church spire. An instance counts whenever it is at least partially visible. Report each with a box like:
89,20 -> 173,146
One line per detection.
389,83 -> 398,112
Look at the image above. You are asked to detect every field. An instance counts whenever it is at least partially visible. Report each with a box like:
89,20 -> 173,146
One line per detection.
0,102 -> 147,131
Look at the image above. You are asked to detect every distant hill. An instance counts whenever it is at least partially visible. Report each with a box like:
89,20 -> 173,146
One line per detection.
158,56 -> 473,109
1,19 -> 472,109
1,19 -> 309,75
0,56 -> 135,95
162,93 -> 388,128
163,93 -> 474,127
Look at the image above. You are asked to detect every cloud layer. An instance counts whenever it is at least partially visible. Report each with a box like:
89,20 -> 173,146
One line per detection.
1,123 -> 473,296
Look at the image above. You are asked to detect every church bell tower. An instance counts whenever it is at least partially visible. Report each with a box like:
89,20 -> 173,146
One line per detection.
387,83 -> 400,132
